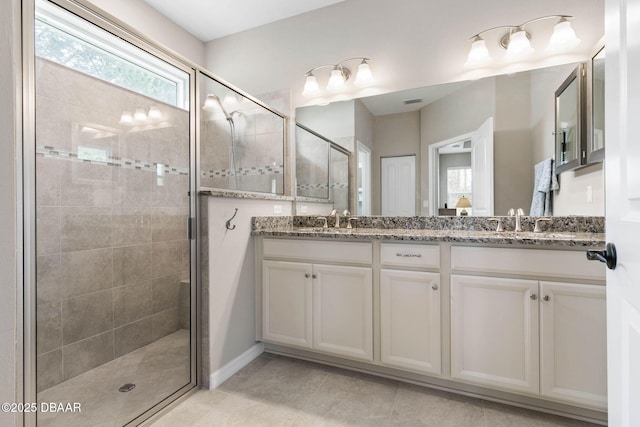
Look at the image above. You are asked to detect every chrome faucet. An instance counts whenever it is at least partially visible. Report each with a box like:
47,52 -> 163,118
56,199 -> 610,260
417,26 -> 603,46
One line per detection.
513,208 -> 524,232
330,209 -> 340,228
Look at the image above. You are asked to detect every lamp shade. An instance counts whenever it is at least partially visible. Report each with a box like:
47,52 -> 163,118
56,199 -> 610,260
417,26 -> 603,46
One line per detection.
302,74 -> 320,97
354,60 -> 374,87
465,37 -> 491,68
327,68 -> 347,92
456,196 -> 472,208
547,18 -> 581,52
506,29 -> 534,58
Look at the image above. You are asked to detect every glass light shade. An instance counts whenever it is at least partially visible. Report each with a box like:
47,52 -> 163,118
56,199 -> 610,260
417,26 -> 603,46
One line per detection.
327,68 -> 347,92
133,108 -> 147,122
547,19 -> 581,52
118,111 -> 133,125
202,94 -> 219,110
354,61 -> 374,87
302,74 -> 320,97
506,29 -> 534,58
465,38 -> 491,68
148,106 -> 162,120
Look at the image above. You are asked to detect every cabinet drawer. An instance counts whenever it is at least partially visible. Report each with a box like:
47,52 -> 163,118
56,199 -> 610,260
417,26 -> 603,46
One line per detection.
451,246 -> 605,281
263,238 -> 372,264
380,243 -> 439,269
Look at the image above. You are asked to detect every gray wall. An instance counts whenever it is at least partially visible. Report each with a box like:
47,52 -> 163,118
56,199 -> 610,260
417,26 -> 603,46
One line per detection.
372,111 -> 421,215
0,1 -> 20,425
420,77 -> 495,215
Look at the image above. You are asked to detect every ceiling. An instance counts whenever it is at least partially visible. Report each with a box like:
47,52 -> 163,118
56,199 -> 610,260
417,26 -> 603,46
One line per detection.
143,0 -> 345,41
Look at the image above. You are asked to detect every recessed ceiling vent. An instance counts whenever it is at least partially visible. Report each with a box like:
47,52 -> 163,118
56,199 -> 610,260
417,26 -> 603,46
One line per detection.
403,98 -> 423,105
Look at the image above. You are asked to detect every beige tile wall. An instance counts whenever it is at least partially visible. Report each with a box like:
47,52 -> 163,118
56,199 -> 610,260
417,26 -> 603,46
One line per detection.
35,59 -> 190,392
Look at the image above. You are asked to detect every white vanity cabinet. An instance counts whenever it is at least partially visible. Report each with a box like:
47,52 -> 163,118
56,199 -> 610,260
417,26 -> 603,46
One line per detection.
450,246 -> 607,410
261,239 -> 374,361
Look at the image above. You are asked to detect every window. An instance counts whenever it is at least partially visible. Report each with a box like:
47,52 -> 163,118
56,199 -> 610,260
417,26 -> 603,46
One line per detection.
447,167 -> 472,208
35,0 -> 189,108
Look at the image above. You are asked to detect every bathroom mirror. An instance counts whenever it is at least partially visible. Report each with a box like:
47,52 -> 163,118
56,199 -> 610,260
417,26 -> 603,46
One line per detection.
554,63 -> 586,174
295,62 -> 605,217
587,45 -> 605,163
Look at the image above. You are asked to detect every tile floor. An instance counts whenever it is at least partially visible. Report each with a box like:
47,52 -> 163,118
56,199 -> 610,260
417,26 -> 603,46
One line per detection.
38,329 -> 191,427
153,353 -> 603,427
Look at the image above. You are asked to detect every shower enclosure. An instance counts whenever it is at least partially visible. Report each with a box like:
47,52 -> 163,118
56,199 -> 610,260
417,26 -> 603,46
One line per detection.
199,72 -> 285,194
27,0 -> 197,425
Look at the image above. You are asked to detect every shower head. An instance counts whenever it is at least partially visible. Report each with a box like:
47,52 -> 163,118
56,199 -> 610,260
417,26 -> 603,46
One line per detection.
203,94 -> 232,121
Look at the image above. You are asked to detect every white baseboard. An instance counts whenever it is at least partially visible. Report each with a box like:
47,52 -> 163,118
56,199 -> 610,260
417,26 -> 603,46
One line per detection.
208,342 -> 264,389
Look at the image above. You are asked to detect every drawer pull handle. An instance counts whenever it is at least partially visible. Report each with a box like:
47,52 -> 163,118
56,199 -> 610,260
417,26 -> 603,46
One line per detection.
432,283 -> 439,291
396,253 -> 422,258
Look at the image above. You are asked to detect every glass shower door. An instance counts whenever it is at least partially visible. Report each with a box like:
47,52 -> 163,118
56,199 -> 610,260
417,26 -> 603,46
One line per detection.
32,1 -> 195,425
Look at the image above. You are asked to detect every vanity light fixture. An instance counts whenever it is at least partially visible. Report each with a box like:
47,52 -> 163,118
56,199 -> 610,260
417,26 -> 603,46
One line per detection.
303,58 -> 374,97
465,15 -> 581,68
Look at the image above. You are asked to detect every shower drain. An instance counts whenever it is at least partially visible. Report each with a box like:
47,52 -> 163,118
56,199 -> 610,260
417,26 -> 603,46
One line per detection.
118,383 -> 136,393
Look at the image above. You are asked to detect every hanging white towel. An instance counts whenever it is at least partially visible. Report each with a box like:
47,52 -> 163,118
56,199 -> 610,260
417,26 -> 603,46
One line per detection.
530,158 -> 559,216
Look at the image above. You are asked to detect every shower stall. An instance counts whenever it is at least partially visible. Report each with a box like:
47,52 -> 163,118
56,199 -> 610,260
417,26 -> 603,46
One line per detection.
27,1 -> 197,425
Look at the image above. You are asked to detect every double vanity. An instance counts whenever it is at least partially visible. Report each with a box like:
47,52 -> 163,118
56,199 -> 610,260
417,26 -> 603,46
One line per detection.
252,215 -> 607,422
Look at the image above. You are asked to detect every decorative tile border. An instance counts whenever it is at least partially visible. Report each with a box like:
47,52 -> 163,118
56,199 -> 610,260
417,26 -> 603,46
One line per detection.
201,165 -> 284,178
297,182 -> 349,191
36,145 -> 189,176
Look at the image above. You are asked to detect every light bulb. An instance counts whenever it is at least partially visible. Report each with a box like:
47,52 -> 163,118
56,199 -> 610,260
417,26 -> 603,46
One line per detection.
133,108 -> 147,123
354,60 -> 374,87
464,36 -> 491,68
148,106 -> 162,120
548,18 -> 581,52
327,68 -> 347,92
506,29 -> 534,58
302,74 -> 320,97
119,111 -> 133,125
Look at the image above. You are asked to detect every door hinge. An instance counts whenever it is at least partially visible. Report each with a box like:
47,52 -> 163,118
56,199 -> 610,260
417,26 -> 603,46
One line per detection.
187,217 -> 196,240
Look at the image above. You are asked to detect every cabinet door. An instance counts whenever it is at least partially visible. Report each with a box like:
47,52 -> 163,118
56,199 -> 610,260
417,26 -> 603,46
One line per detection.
451,275 -> 539,394
313,264 -> 373,361
380,269 -> 441,374
262,260 -> 312,349
540,281 -> 607,409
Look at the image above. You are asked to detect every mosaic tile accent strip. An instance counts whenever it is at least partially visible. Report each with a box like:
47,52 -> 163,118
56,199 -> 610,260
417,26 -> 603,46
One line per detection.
201,165 -> 284,178
36,145 -> 189,176
296,182 -> 349,191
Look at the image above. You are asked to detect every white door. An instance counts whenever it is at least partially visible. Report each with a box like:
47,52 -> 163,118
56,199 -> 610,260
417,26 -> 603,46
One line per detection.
380,270 -> 441,374
357,141 -> 372,216
471,117 -> 494,216
262,260 -> 313,349
381,155 -> 416,215
605,0 -> 640,424
313,264 -> 373,361
450,275 -> 539,394
539,281 -> 607,410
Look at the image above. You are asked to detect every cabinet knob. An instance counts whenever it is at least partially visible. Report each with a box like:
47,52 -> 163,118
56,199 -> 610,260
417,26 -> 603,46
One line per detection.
312,274 -> 317,279
530,293 -> 537,300
304,273 -> 310,278
542,295 -> 550,302
432,283 -> 439,291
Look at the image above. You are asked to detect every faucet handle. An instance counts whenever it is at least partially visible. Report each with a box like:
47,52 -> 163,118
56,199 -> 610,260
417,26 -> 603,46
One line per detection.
508,208 -> 515,216
347,217 -> 359,229
330,209 -> 338,216
533,217 -> 552,233
316,216 -> 328,229
488,217 -> 504,232
342,209 -> 351,217
516,208 -> 525,216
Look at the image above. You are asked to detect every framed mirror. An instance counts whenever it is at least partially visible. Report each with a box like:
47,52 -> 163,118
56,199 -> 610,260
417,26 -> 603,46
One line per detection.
554,63 -> 587,174
587,45 -> 605,163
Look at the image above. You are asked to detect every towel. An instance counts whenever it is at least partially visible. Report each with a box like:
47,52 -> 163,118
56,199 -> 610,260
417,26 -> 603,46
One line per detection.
530,158 -> 560,216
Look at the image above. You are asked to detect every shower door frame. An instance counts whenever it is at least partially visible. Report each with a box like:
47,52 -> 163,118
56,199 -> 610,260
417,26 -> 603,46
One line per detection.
21,0 -> 201,425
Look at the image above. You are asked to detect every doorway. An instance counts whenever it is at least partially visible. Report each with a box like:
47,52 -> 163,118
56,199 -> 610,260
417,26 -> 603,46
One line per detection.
381,155 -> 416,216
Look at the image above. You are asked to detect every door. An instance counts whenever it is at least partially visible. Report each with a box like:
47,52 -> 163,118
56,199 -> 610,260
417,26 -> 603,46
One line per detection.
450,275 -> 539,394
471,117 -> 494,216
357,141 -> 372,216
380,270 -> 441,374
539,282 -> 607,409
31,1 -> 195,425
262,260 -> 313,349
605,0 -> 640,424
381,155 -> 416,215
313,264 -> 373,361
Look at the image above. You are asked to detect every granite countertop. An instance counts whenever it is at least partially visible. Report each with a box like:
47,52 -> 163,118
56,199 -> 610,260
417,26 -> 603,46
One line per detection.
252,227 -> 605,247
